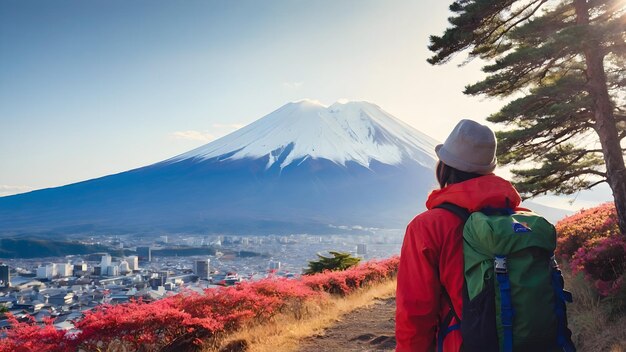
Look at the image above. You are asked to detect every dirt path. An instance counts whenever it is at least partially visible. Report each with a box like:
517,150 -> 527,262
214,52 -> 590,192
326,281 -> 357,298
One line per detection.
297,297 -> 397,352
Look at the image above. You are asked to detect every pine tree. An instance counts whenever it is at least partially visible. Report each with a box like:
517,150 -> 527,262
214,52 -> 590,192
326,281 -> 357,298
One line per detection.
428,0 -> 626,233
304,251 -> 361,275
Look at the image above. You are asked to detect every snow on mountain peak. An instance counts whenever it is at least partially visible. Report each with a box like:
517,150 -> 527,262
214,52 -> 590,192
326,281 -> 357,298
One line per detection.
169,100 -> 439,169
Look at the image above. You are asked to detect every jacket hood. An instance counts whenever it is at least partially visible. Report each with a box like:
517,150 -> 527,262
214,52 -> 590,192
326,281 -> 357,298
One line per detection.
425,174 -> 521,212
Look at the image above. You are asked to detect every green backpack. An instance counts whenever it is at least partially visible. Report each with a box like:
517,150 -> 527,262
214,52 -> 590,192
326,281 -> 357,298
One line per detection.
436,203 -> 576,352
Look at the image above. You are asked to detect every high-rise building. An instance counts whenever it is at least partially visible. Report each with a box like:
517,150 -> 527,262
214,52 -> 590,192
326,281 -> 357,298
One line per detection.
357,244 -> 367,256
100,254 -> 112,267
137,247 -> 151,262
106,265 -> 119,276
36,264 -> 57,279
0,264 -> 10,287
127,256 -> 139,270
193,259 -> 210,280
56,263 -> 73,277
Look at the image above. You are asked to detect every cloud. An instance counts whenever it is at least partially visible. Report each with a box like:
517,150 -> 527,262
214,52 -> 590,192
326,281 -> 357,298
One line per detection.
171,130 -> 216,142
0,185 -> 34,197
282,81 -> 304,90
170,124 -> 244,143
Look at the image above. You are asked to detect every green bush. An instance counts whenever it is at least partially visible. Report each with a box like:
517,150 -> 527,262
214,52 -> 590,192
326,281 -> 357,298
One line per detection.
304,251 -> 361,275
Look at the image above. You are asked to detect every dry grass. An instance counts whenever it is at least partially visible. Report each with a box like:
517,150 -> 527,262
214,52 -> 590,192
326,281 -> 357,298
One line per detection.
564,269 -> 626,352
207,278 -> 397,352
201,268 -> 626,352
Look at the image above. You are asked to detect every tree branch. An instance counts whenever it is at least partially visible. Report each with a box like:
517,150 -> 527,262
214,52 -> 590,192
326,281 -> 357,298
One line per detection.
579,169 -> 608,177
480,1 -> 545,44
492,0 -> 550,53
587,179 -> 608,189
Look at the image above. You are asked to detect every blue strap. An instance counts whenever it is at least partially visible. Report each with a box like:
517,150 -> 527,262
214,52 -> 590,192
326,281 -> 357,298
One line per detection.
550,264 -> 576,352
437,309 -> 461,352
496,255 -> 514,352
445,323 -> 461,335
437,323 -> 461,352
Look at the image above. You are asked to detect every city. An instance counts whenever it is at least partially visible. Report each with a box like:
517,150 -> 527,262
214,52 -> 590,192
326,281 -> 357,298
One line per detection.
0,231 -> 403,333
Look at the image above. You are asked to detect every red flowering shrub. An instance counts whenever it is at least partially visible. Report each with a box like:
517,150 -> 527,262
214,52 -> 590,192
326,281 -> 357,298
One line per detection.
555,202 -> 619,259
571,236 -> 626,296
555,202 -> 626,297
0,316 -> 70,352
0,256 -> 399,352
75,298 -> 207,351
301,256 -> 399,296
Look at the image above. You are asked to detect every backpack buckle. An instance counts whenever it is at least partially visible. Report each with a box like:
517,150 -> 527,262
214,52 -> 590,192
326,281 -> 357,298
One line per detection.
494,256 -> 508,274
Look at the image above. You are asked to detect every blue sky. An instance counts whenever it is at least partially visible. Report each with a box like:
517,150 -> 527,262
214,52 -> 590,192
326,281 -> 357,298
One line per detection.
0,0 -> 612,209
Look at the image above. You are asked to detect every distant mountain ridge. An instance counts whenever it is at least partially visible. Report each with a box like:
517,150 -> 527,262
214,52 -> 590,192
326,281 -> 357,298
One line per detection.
0,100 -> 567,236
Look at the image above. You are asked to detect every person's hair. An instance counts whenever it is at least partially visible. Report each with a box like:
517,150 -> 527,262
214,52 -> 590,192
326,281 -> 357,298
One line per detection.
436,161 -> 483,189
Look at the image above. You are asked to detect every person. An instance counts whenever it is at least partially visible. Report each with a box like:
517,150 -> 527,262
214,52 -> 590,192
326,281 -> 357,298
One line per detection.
395,119 -> 522,351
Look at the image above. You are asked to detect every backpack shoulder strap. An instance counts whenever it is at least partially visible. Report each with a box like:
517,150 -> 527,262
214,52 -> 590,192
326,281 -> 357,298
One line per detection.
434,202 -> 471,223
433,202 -> 470,352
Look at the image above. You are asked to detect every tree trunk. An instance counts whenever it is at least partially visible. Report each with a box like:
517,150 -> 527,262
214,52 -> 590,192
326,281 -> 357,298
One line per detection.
574,0 -> 626,235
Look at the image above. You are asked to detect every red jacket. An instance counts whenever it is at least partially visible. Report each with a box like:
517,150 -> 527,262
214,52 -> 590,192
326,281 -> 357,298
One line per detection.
395,175 -> 521,352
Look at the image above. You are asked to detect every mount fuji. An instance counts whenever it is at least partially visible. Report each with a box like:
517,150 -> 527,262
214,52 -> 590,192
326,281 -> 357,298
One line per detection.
0,100 -> 442,236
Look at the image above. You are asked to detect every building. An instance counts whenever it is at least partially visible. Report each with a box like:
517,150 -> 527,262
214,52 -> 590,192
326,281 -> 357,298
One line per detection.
158,270 -> 170,279
148,276 -> 166,290
127,256 -> 139,271
268,260 -> 281,271
100,254 -> 112,267
119,260 -> 130,274
93,266 -> 102,276
48,292 -> 75,306
36,264 -> 57,279
73,262 -> 88,276
193,259 -> 210,280
56,263 -> 73,277
12,302 -> 44,313
0,264 -> 9,287
137,247 -> 151,262
106,265 -> 119,277
357,244 -> 368,256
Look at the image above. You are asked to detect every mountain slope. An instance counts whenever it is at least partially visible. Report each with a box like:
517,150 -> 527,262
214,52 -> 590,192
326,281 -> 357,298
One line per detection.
168,100 -> 437,169
0,101 -> 439,236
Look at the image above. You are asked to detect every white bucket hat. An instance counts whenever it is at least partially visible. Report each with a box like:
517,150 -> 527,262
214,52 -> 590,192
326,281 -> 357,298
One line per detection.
435,119 -> 497,174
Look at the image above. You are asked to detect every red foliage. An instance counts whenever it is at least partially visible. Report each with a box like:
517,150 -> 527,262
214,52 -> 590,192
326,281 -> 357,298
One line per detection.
555,202 -> 626,296
0,315 -> 70,352
0,256 -> 399,351
571,235 -> 626,296
555,202 -> 619,259
302,256 -> 399,295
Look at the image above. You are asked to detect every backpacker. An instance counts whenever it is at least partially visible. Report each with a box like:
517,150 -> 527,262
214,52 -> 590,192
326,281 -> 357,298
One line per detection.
436,203 -> 576,352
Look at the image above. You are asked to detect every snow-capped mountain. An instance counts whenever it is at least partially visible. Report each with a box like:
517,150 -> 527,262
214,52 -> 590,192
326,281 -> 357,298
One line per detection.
169,100 -> 437,169
0,101 -> 440,236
